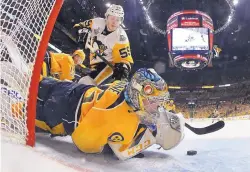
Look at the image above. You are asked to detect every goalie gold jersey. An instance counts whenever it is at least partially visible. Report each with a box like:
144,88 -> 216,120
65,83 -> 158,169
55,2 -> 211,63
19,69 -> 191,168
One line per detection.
35,78 -> 141,156
75,18 -> 134,85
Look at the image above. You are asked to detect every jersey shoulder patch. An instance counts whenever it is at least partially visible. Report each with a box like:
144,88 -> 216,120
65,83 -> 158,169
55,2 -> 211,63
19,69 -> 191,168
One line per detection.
117,27 -> 129,44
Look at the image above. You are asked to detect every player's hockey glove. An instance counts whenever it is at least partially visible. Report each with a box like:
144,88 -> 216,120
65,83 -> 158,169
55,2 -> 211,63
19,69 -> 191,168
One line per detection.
112,63 -> 130,81
73,20 -> 92,29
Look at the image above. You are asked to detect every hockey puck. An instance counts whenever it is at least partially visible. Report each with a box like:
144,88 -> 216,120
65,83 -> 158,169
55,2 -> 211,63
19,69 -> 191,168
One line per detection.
187,150 -> 197,156
134,153 -> 144,158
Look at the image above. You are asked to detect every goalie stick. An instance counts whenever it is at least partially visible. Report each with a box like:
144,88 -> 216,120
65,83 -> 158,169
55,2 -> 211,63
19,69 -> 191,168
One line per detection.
185,120 -> 225,135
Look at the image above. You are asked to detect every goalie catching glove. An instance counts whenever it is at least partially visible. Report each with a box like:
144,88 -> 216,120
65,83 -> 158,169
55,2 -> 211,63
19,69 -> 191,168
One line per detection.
155,107 -> 185,150
109,108 -> 185,160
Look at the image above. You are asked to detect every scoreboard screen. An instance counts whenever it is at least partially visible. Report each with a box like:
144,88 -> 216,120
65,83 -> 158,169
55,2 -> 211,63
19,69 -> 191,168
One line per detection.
172,28 -> 209,51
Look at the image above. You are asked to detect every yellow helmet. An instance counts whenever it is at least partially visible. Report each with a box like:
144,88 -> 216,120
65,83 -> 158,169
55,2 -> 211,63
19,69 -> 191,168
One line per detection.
73,49 -> 85,62
125,68 -> 169,125
170,100 -> 174,104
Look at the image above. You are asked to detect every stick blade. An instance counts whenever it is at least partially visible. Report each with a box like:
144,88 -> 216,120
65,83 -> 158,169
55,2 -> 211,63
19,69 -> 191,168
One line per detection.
185,120 -> 225,135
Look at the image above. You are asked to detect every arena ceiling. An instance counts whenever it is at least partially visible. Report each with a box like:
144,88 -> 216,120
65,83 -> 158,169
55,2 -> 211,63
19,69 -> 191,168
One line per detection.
51,0 -> 250,85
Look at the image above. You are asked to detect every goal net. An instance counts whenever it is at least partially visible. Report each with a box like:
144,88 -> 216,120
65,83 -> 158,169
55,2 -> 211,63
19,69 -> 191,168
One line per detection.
0,0 -> 63,146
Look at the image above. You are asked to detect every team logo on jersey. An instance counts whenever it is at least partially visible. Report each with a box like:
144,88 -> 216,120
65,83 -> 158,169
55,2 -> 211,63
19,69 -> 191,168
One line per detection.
94,39 -> 108,55
108,132 -> 124,142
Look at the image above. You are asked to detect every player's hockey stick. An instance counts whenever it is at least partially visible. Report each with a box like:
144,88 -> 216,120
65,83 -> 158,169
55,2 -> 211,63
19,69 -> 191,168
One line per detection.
76,28 -> 114,69
185,121 -> 225,135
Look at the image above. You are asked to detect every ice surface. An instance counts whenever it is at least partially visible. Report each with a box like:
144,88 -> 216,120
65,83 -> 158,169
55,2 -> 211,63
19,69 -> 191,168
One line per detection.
1,120 -> 250,172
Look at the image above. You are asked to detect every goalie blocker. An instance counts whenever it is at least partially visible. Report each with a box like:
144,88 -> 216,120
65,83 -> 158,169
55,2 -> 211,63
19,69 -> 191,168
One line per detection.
27,68 -> 185,160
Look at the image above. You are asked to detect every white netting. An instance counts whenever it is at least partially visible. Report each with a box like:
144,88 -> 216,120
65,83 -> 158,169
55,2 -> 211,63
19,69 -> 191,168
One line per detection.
0,0 -> 58,144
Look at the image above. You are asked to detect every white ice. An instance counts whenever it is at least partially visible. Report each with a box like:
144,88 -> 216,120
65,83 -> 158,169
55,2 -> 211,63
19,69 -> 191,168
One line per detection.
1,119 -> 250,172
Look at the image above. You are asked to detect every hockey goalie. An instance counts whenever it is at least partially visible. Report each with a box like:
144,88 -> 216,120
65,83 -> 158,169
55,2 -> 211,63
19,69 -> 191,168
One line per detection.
13,68 -> 185,160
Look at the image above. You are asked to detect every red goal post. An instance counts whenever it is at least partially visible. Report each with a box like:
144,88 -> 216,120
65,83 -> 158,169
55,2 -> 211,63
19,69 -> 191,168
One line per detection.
26,0 -> 64,146
1,0 -> 64,146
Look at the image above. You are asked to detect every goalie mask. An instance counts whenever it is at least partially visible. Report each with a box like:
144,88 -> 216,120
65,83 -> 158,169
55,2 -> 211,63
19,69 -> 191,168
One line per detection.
125,68 -> 169,125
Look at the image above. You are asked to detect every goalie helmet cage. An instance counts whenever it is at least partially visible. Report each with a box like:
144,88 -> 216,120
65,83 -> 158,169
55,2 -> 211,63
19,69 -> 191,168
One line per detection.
0,0 -> 64,146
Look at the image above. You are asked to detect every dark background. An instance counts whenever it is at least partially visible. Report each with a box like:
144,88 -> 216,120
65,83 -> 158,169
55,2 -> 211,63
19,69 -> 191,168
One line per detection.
48,0 -> 250,104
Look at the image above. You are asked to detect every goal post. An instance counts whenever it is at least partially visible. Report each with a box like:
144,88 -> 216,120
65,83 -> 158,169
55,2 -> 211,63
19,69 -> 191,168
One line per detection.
0,0 -> 64,146
26,0 -> 64,146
